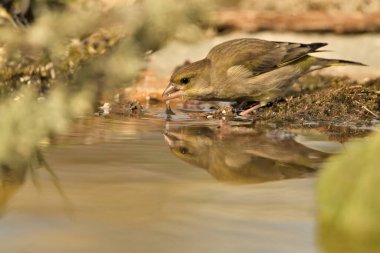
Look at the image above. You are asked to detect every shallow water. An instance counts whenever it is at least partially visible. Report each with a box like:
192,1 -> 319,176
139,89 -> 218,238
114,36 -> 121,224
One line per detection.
0,110 -> 348,253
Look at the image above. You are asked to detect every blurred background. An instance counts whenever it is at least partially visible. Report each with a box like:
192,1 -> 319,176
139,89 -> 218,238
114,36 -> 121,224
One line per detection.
0,1 -> 380,253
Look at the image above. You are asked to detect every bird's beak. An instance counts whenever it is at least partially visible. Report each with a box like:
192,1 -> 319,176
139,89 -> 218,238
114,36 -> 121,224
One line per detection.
162,82 -> 184,100
163,132 -> 177,147
163,131 -> 182,147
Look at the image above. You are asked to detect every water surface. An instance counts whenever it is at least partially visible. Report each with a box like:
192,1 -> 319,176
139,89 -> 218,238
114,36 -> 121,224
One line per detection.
0,114 -> 345,253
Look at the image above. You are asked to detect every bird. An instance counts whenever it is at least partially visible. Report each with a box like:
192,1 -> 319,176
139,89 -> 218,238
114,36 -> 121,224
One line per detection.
162,38 -> 365,116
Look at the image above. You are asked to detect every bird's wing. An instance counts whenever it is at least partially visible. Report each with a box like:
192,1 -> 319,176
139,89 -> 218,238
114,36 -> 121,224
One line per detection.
241,46 -> 286,76
207,39 -> 327,77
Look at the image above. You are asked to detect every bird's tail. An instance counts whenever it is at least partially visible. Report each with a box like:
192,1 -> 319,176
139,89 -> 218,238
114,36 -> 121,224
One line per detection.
315,57 -> 367,67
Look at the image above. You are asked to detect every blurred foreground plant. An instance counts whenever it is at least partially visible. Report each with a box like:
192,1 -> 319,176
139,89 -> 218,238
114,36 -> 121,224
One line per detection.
0,0 -> 213,167
317,130 -> 380,253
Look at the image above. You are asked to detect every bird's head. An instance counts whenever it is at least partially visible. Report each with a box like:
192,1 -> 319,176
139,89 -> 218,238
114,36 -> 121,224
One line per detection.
162,59 -> 211,100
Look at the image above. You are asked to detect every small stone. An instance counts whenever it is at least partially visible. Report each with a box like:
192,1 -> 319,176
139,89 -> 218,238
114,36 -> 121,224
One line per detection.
99,102 -> 111,115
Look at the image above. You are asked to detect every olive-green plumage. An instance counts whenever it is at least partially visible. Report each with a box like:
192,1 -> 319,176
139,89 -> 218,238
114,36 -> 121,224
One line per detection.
163,38 -> 365,110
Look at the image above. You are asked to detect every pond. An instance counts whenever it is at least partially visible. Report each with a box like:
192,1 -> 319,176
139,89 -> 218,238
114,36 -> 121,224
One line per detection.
0,107 -> 351,253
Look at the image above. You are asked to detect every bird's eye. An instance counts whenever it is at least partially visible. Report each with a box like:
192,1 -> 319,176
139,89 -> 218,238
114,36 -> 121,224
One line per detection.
180,77 -> 190,84
179,147 -> 189,154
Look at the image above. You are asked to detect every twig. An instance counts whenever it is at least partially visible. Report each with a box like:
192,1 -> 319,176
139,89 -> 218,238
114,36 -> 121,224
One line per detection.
354,100 -> 379,118
362,105 -> 379,118
348,85 -> 362,89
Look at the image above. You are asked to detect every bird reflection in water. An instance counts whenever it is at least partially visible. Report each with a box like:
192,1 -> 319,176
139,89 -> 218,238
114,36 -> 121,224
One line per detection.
164,124 -> 339,184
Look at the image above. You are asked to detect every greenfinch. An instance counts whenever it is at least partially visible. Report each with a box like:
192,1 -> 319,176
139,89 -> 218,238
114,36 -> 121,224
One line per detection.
162,38 -> 365,115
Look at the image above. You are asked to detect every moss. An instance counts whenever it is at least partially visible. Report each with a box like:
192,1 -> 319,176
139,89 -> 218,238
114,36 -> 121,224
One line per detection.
257,75 -> 380,125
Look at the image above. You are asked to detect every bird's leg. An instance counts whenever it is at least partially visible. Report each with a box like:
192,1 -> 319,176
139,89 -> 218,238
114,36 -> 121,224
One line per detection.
232,101 -> 259,113
238,97 -> 286,116
239,102 -> 267,116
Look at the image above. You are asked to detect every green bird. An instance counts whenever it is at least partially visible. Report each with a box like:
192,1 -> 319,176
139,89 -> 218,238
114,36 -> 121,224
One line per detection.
162,38 -> 365,115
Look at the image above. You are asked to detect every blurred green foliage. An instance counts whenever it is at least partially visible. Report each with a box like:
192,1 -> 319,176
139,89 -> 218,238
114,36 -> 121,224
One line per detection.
0,0 -> 214,167
317,130 -> 380,253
